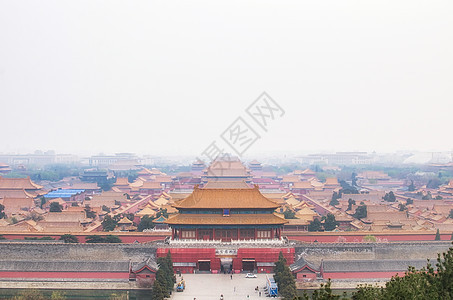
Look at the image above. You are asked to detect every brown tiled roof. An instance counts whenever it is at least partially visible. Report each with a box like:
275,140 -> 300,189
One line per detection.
66,182 -> 100,190
325,178 -> 339,186
0,189 -> 35,198
301,169 -> 316,175
173,186 -> 279,209
166,213 -> 287,225
1,197 -> 35,214
0,176 -> 42,190
281,176 -> 300,183
292,181 -> 313,189
114,177 -> 130,186
205,159 -> 250,177
140,181 -> 162,189
44,211 -> 86,222
90,191 -> 128,202
118,216 -> 133,224
203,180 -> 251,189
43,198 -> 66,208
154,176 -> 173,183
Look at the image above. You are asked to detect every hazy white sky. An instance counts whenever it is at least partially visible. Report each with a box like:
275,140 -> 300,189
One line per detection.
0,0 -> 452,157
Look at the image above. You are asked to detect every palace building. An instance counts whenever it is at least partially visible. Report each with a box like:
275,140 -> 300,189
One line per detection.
166,184 -> 287,241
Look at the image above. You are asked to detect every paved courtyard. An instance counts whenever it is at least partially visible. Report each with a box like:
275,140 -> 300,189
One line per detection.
170,273 -> 279,300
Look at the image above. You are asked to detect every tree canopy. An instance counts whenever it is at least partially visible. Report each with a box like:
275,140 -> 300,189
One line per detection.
101,215 -> 117,231
323,214 -> 338,231
274,252 -> 298,300
308,218 -> 323,232
138,215 -> 155,232
59,234 -> 78,243
383,191 -> 396,202
49,202 -> 63,212
354,204 -> 367,219
152,251 -> 175,300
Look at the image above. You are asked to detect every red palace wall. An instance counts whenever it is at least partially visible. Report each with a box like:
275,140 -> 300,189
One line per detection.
157,247 -> 295,274
2,231 -> 450,244
0,233 -> 168,243
323,272 -> 405,279
287,233 -> 452,243
0,271 -> 130,279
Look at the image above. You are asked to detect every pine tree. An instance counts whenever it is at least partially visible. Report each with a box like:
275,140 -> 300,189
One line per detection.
151,278 -> 166,300
435,229 -> 441,241
323,214 -> 338,231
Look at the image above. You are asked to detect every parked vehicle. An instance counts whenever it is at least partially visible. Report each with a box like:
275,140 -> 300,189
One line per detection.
245,273 -> 257,278
176,280 -> 185,292
266,275 -> 278,297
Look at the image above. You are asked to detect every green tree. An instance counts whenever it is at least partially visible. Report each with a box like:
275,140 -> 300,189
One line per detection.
274,251 -> 297,300
50,290 -> 66,300
85,235 -> 106,243
323,214 -> 338,231
39,196 -> 46,209
156,208 -> 168,219
137,216 -> 155,232
398,203 -> 407,211
104,235 -> 122,243
426,178 -> 442,189
406,198 -> 414,205
352,246 -> 453,299
0,204 -> 5,219
422,191 -> 433,200
273,251 -> 287,286
151,279 -> 166,300
101,215 -> 117,231
283,209 -> 296,219
383,191 -> 396,202
351,172 -> 358,187
49,202 -> 63,212
308,218 -> 323,232
330,191 -> 340,206
449,209 -> 453,219
346,198 -> 356,211
363,235 -> 377,243
299,279 -> 342,300
165,250 -> 175,283
352,284 -> 384,300
435,229 -> 441,241
84,205 -> 96,218
59,234 -> 78,243
12,289 -> 47,300
408,180 -> 416,191
102,205 -> 111,212
354,204 -> 367,219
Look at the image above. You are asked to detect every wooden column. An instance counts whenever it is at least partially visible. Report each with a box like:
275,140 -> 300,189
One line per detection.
212,228 -> 215,240
195,228 -> 199,240
237,228 -> 240,240
254,228 -> 257,240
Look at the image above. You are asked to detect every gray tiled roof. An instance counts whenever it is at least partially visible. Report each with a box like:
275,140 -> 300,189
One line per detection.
0,260 -> 130,272
322,259 -> 430,272
290,257 -> 320,272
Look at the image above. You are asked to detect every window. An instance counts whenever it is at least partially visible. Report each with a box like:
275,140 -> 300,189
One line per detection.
257,230 -> 271,238
181,230 -> 196,239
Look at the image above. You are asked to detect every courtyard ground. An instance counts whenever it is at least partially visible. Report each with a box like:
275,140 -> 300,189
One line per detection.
169,273 -> 279,300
